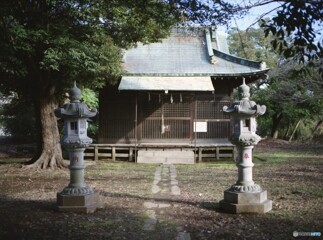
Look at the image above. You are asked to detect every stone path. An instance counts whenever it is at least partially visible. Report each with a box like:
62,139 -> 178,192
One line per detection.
143,164 -> 191,240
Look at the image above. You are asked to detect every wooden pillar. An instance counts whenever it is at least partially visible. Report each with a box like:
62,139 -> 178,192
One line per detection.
198,147 -> 202,162
216,147 -> 220,160
129,147 -> 133,162
112,147 -> 116,161
94,146 -> 98,161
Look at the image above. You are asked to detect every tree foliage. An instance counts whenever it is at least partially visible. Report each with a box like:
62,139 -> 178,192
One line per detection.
0,0 -> 322,168
228,25 -> 279,68
0,0 -> 241,169
235,0 -> 322,75
228,26 -> 323,140
260,1 -> 322,63
254,60 -> 323,139
0,94 -> 37,142
0,0 -> 179,168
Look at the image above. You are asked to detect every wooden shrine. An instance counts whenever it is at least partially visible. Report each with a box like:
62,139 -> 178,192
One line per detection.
92,27 -> 269,163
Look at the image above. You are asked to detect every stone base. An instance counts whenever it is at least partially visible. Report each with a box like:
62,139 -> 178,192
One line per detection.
137,150 -> 195,164
57,192 -> 99,213
219,189 -> 272,214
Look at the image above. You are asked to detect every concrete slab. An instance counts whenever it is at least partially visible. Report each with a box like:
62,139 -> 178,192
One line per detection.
158,203 -> 171,208
219,199 -> 272,214
137,150 -> 194,164
176,232 -> 191,240
220,188 -> 272,214
223,190 -> 268,204
171,180 -> 179,185
142,210 -> 157,231
171,186 -> 181,195
143,201 -> 158,209
57,192 -> 98,213
152,185 -> 161,194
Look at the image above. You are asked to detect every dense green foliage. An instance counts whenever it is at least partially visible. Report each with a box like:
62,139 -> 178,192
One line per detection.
0,0 -> 179,96
0,88 -> 99,142
228,27 -> 323,141
0,0 -> 321,165
0,95 -> 37,142
260,1 -> 322,65
0,0 -> 239,150
228,25 -> 278,68
256,61 -> 322,139
230,0 -> 322,73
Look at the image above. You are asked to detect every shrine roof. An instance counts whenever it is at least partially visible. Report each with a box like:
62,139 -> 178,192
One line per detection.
122,27 -> 269,77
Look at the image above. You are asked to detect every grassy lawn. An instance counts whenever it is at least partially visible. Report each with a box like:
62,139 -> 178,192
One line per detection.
0,142 -> 322,239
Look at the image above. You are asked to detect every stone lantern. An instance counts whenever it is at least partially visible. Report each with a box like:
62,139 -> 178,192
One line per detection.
219,79 -> 272,214
55,82 -> 98,213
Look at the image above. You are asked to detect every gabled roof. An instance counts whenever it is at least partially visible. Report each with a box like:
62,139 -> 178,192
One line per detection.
122,27 -> 269,78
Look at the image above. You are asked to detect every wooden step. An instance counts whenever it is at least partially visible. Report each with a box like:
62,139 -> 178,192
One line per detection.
137,150 -> 194,164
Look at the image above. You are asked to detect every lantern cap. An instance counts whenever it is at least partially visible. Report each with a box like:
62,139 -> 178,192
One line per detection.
55,82 -> 97,119
238,78 -> 250,99
222,78 -> 266,117
69,81 -> 82,102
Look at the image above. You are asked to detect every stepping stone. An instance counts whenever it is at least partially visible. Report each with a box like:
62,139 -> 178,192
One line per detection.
152,185 -> 161,194
176,232 -> 191,240
158,203 -> 171,208
143,201 -> 158,209
171,186 -> 181,195
142,210 -> 157,231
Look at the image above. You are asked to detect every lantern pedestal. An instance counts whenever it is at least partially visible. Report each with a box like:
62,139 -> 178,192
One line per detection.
55,82 -> 98,214
219,190 -> 272,214
57,192 -> 99,213
56,146 -> 99,213
220,144 -> 272,213
219,79 -> 272,214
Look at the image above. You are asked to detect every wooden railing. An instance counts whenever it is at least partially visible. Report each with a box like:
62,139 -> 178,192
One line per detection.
84,144 -> 236,162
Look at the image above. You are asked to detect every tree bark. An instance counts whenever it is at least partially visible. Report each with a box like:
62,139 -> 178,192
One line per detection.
310,120 -> 322,140
283,122 -> 291,140
288,119 -> 303,142
26,86 -> 67,169
271,112 -> 283,139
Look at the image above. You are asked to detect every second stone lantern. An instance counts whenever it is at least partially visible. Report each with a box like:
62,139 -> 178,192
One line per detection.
219,78 -> 272,214
55,82 -> 98,213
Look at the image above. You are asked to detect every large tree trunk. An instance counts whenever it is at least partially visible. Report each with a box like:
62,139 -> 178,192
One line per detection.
271,112 -> 283,139
26,86 -> 67,169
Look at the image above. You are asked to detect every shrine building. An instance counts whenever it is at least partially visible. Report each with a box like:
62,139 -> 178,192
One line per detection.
91,27 -> 269,163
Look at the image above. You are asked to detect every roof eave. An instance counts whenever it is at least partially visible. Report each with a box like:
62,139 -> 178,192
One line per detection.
122,69 -> 270,77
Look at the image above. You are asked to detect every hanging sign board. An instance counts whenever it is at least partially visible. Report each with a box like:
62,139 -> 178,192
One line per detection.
194,121 -> 207,132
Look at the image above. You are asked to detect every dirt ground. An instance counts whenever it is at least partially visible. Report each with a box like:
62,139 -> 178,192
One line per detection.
0,138 -> 322,240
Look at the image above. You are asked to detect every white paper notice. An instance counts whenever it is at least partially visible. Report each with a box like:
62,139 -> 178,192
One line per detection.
194,121 -> 207,132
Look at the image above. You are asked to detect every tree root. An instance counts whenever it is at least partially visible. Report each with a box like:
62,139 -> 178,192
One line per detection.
24,152 -> 68,170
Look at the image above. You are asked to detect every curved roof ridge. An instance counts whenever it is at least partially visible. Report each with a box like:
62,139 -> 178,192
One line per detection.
213,49 -> 268,70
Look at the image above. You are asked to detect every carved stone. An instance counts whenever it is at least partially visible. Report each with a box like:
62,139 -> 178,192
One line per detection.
60,186 -> 94,195
219,78 -> 272,214
55,82 -> 99,213
57,192 -> 99,213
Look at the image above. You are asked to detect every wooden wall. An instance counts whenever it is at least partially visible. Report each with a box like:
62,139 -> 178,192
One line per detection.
99,80 -> 233,144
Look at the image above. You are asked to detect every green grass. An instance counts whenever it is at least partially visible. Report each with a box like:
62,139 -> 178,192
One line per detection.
269,210 -> 295,221
254,150 -> 322,164
0,158 -> 28,164
256,152 -> 295,164
0,144 -> 322,240
82,220 -> 115,229
204,161 -> 236,168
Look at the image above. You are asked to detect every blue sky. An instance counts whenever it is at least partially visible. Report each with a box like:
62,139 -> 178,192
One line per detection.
217,1 -> 322,44
218,1 -> 282,31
